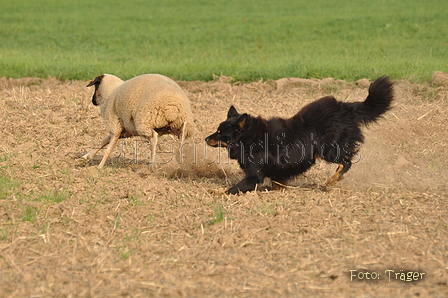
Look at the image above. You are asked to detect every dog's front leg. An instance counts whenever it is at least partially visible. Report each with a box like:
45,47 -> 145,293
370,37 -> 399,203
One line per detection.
227,167 -> 264,194
227,177 -> 258,194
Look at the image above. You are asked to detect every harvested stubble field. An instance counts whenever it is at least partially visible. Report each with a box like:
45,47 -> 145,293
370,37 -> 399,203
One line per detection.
0,73 -> 447,297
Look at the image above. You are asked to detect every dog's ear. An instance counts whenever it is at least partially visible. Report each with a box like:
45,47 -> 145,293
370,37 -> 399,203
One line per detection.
87,74 -> 104,87
227,105 -> 239,118
236,113 -> 248,132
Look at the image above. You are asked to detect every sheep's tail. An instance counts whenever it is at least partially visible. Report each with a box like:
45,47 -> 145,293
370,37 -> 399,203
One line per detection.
163,104 -> 181,123
164,104 -> 193,137
354,76 -> 394,126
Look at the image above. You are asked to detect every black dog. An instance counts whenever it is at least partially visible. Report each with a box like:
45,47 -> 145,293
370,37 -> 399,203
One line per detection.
205,76 -> 394,194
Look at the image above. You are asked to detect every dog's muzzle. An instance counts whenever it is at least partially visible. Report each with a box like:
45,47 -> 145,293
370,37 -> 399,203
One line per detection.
205,136 -> 228,148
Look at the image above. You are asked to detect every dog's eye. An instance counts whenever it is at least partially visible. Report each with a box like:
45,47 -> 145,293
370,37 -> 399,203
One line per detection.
217,130 -> 221,134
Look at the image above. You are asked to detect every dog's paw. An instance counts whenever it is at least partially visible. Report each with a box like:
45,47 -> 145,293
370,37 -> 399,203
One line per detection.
67,152 -> 87,160
79,152 -> 96,161
209,189 -> 227,196
319,185 -> 329,192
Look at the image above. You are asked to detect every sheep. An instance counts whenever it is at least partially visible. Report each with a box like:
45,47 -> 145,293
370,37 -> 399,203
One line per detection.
82,73 -> 194,168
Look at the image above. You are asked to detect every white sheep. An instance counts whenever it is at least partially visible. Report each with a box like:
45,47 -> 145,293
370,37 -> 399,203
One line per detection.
82,73 -> 194,168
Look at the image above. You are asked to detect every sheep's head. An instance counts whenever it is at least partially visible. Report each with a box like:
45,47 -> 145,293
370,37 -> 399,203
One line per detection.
87,74 -> 124,106
87,75 -> 104,106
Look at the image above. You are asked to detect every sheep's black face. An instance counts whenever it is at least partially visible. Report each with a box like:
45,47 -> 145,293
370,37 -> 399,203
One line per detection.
91,92 -> 98,106
87,75 -> 104,106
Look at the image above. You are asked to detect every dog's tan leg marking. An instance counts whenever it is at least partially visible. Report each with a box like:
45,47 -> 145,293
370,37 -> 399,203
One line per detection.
150,130 -> 158,163
98,134 -> 120,169
325,164 -> 345,186
272,180 -> 289,190
209,189 -> 226,196
82,134 -> 112,160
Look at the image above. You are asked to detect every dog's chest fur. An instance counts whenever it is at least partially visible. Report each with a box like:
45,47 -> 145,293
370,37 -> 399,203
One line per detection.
228,116 -> 316,181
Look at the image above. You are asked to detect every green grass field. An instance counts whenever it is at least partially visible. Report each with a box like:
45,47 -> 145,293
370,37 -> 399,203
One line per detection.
0,0 -> 447,82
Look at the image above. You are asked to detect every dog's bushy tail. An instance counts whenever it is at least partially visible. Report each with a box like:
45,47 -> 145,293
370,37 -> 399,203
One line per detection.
356,76 -> 394,125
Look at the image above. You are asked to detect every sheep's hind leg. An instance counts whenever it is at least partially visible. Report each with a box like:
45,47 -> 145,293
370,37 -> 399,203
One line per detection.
149,130 -> 158,164
175,121 -> 188,164
180,121 -> 187,144
82,134 -> 112,160
98,134 -> 120,169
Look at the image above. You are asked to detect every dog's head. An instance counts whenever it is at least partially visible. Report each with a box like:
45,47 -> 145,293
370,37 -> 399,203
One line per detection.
205,106 -> 249,148
86,74 -> 123,107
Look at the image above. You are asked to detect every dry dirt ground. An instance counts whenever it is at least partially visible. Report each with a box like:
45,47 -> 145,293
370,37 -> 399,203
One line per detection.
0,73 -> 447,297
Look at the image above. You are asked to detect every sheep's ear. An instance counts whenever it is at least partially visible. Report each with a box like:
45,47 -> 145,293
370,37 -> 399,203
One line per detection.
236,113 -> 248,132
227,105 -> 239,118
87,74 -> 104,87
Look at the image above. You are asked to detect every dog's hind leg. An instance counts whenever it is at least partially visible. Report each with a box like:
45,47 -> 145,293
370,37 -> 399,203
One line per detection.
325,161 -> 351,187
271,179 -> 289,190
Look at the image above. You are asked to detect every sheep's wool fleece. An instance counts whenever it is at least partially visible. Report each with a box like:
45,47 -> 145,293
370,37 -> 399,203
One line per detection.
103,74 -> 194,139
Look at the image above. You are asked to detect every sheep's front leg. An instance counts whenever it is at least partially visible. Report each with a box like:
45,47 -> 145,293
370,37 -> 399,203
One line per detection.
98,133 -> 120,169
82,134 -> 112,160
150,130 -> 158,163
